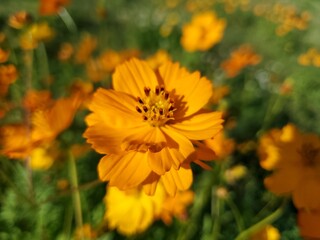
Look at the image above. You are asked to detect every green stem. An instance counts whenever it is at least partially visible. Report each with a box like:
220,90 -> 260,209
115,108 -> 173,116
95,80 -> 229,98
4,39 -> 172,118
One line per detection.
59,8 -> 77,33
211,189 -> 222,240
68,151 -> 84,239
225,197 -> 245,233
235,201 -> 286,240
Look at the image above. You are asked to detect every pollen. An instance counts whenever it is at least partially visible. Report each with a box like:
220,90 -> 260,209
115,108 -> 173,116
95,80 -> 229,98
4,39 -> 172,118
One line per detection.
136,85 -> 176,127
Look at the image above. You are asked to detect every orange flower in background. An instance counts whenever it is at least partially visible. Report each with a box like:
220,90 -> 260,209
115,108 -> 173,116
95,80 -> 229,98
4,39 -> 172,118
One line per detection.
74,34 -> 97,64
23,90 -> 52,112
250,225 -> 281,240
39,0 -> 70,16
84,58 -> 223,195
8,11 -> 32,29
0,64 -> 18,96
104,186 -> 165,236
221,45 -> 261,77
146,50 -> 172,70
181,11 -> 226,52
0,48 -> 10,63
73,224 -> 97,240
160,190 -> 194,225
298,209 -> 320,239
259,124 -> 320,210
0,95 -> 80,159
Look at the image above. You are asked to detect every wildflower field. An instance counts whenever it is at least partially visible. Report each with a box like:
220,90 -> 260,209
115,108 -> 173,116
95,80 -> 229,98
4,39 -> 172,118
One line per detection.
1,0 -> 320,239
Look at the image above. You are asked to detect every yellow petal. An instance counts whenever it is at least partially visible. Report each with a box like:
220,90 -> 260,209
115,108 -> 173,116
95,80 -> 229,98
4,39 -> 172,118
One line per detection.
161,165 -> 193,196
159,61 -> 213,117
98,152 -> 152,189
113,58 -> 158,97
142,172 -> 160,196
88,88 -> 143,128
169,111 -> 223,140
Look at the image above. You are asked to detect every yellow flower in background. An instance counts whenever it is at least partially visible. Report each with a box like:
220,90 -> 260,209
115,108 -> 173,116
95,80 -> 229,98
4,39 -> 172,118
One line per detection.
221,45 -> 261,78
181,11 -> 226,52
20,22 -> 55,50
259,124 -> 320,210
298,209 -> 320,239
104,186 -> 165,236
29,145 -> 55,170
250,225 -> 280,240
160,190 -> 194,225
84,58 -> 223,195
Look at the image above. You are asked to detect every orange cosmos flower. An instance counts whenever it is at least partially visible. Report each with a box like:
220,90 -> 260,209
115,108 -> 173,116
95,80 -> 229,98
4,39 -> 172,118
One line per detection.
181,11 -> 226,52
259,124 -> 320,210
8,11 -> 32,29
298,209 -> 320,239
84,58 -> 223,195
39,0 -> 70,16
23,90 -> 52,112
0,64 -> 18,96
221,45 -> 261,78
160,190 -> 194,225
104,186 -> 165,236
0,95 -> 80,159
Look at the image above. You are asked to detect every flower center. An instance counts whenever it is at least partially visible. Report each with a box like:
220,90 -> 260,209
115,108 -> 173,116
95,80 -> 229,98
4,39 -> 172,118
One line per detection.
297,143 -> 320,166
136,85 -> 176,127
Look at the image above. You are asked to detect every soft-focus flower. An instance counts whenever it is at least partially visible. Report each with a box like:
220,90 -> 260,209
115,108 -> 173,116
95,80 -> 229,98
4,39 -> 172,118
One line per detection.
210,85 -> 229,105
250,225 -> 280,240
225,164 -> 247,184
39,0 -> 70,16
0,95 -> 80,159
298,209 -> 320,239
160,190 -> 194,225
58,42 -> 74,61
84,58 -> 223,195
73,223 -> 97,240
8,11 -> 32,29
0,48 -> 10,63
104,186 -> 165,236
0,64 -> 18,96
259,124 -> 320,210
23,90 -> 52,112
221,45 -> 261,77
29,145 -> 55,170
74,34 -> 97,64
146,50 -> 172,70
20,22 -> 55,50
181,11 -> 226,52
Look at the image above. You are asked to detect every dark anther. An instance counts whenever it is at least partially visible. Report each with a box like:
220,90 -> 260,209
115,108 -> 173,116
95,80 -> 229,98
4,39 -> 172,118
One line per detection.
143,116 -> 148,121
164,92 -> 169,100
159,108 -> 164,115
160,85 -> 165,92
136,106 -> 142,113
155,86 -> 160,95
137,97 -> 144,104
169,106 -> 175,111
143,106 -> 148,112
144,87 -> 151,96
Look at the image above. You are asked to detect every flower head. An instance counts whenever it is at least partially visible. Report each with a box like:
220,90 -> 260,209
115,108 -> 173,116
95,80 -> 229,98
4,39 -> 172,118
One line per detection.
181,11 -> 226,52
84,58 -> 223,195
298,209 -> 320,239
259,124 -> 320,210
103,186 -> 165,236
250,225 -> 280,240
39,0 -> 70,16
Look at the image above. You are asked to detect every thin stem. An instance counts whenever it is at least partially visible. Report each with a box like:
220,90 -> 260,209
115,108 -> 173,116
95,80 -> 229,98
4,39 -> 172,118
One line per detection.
225,197 -> 245,233
235,200 -> 286,240
211,189 -> 222,240
59,8 -> 77,33
68,151 -> 84,239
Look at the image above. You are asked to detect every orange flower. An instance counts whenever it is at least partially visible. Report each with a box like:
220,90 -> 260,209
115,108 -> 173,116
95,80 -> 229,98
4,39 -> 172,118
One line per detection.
259,124 -> 320,210
250,225 -> 281,240
74,34 -> 97,64
160,190 -> 194,225
8,11 -> 32,29
104,186 -> 165,235
0,95 -> 79,159
0,64 -> 18,96
0,48 -> 10,63
39,0 -> 70,16
23,90 -> 52,112
298,209 -> 320,239
146,50 -> 172,70
181,11 -> 226,52
221,45 -> 261,77
84,58 -> 223,195
73,224 -> 97,240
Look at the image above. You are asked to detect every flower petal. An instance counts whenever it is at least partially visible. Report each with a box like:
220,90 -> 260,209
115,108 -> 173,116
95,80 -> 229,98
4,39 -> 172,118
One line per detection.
142,172 -> 160,196
98,152 -> 152,189
168,111 -> 223,140
113,58 -> 158,97
161,165 -> 193,196
159,61 -> 213,117
88,88 -> 143,128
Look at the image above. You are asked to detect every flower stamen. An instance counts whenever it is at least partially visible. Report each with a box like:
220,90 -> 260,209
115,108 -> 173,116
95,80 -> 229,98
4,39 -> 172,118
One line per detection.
136,85 -> 176,127
297,143 -> 320,166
